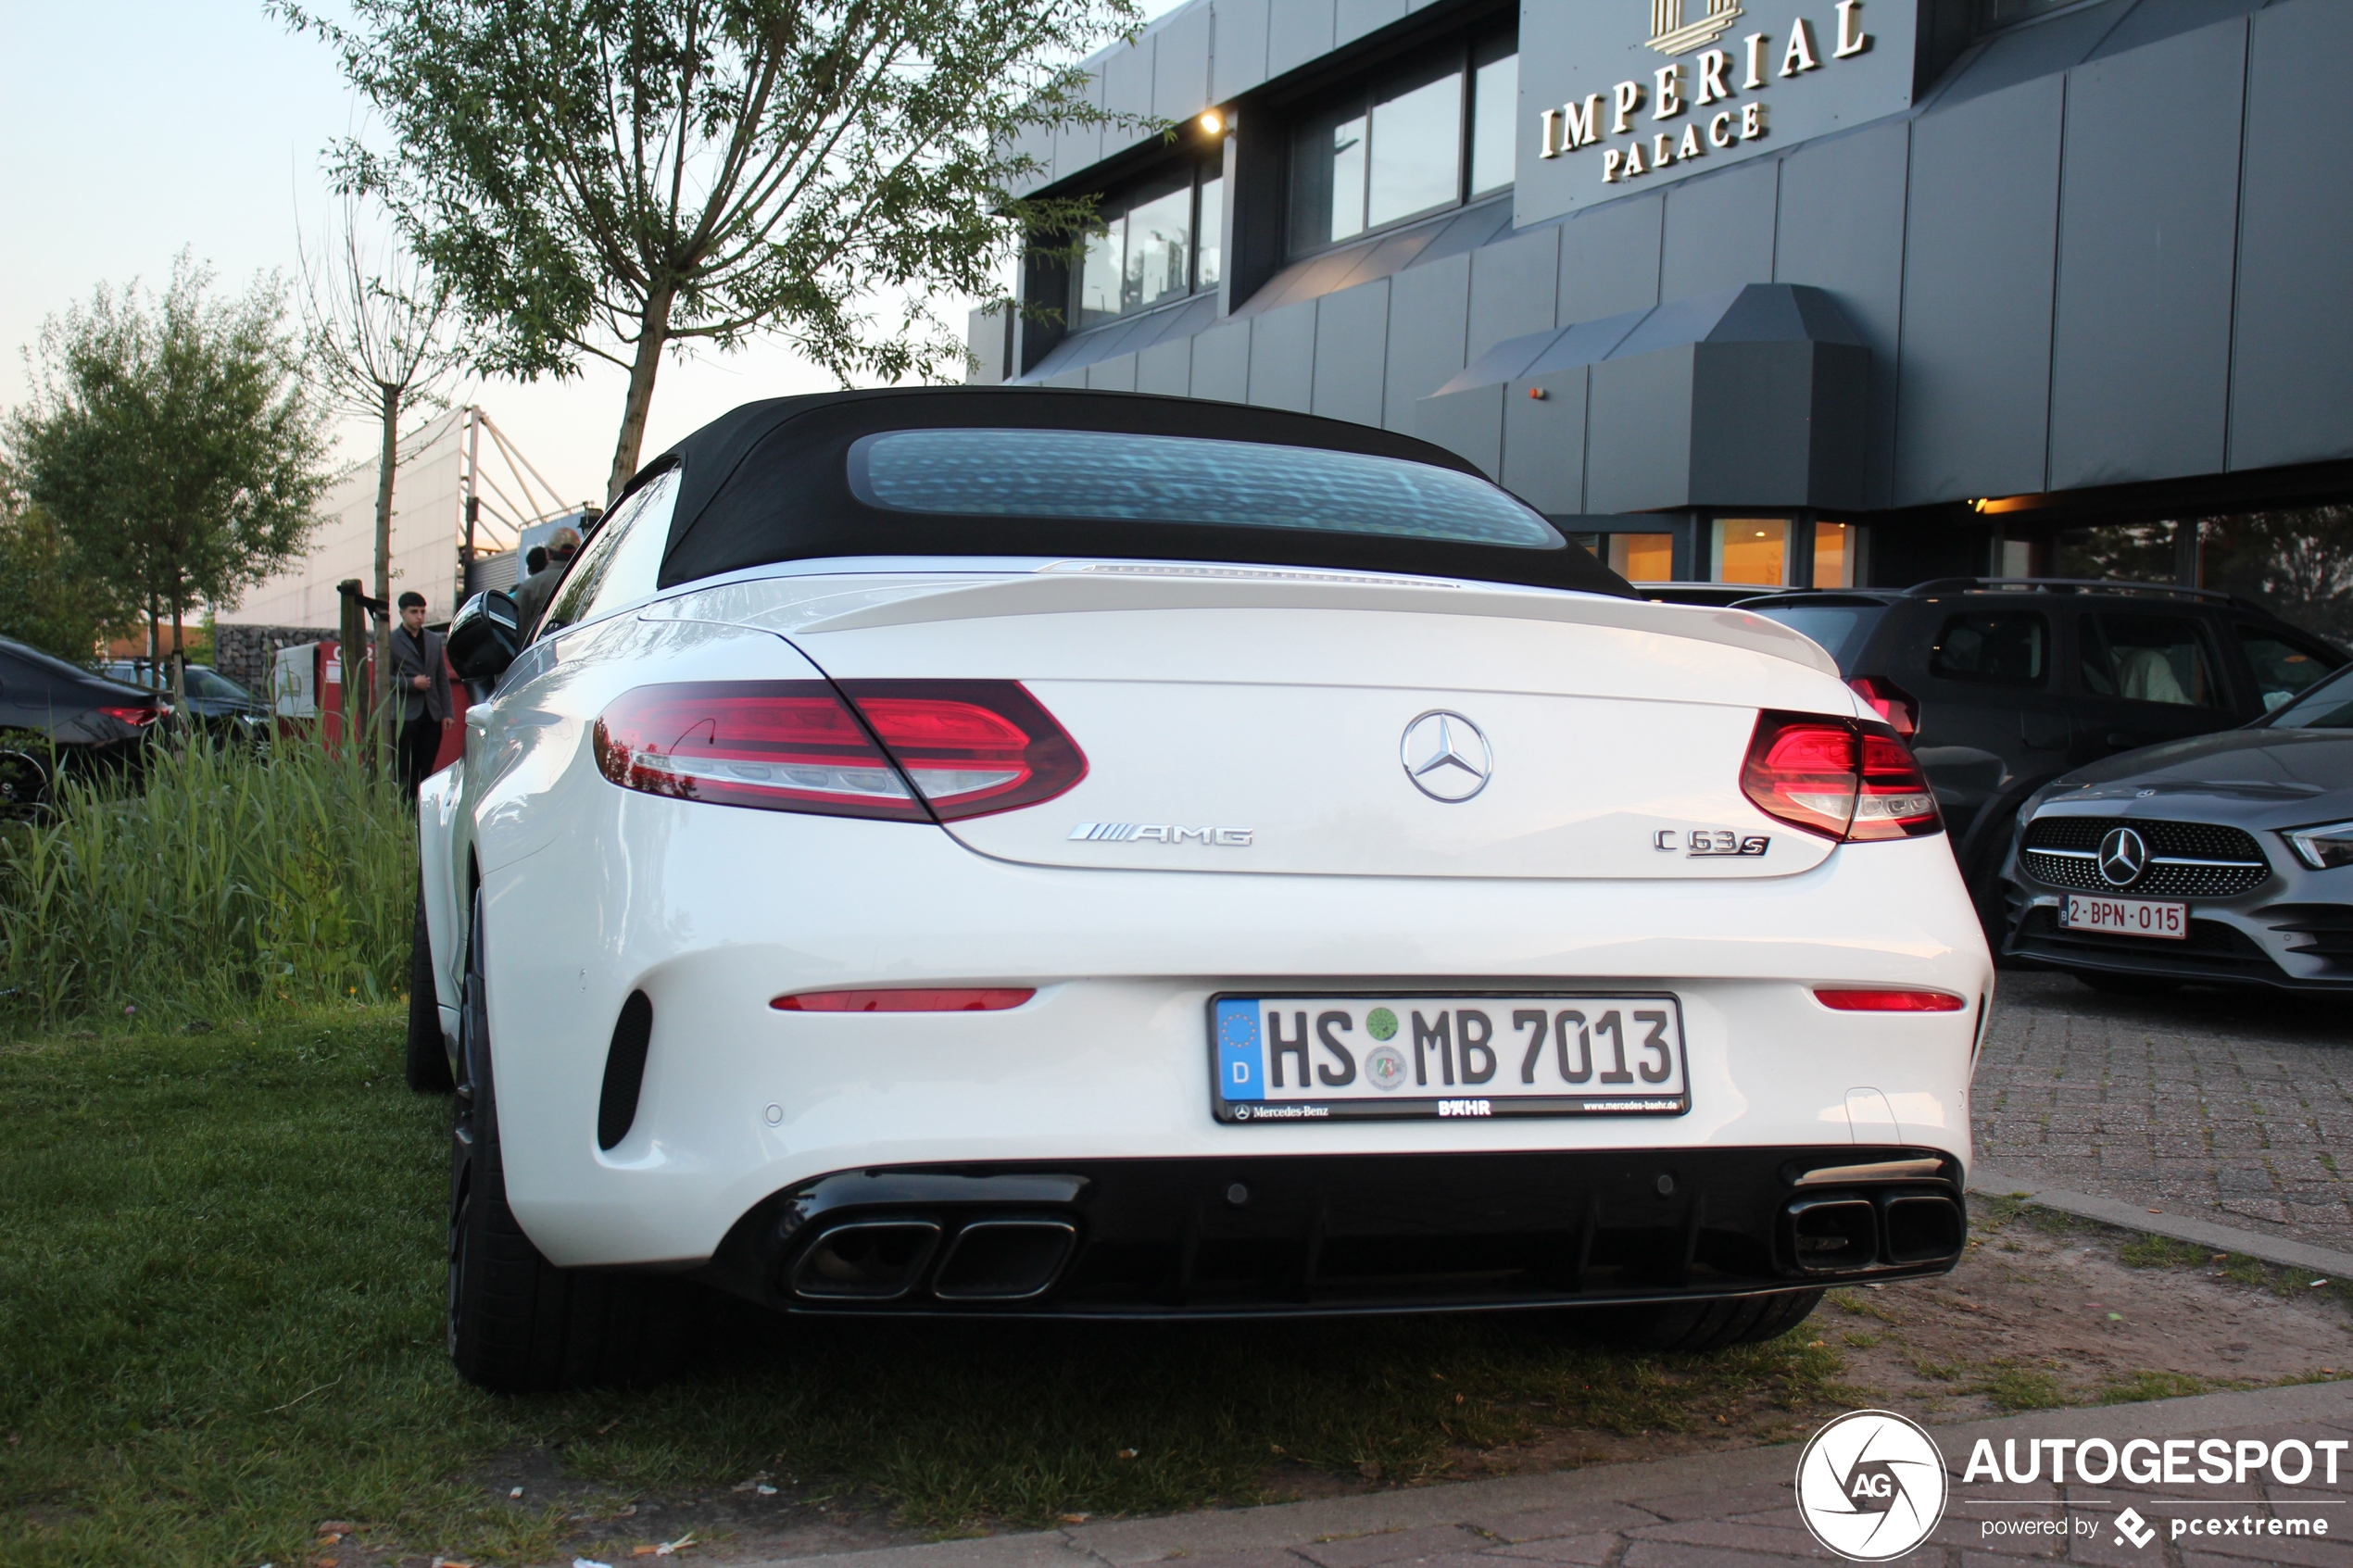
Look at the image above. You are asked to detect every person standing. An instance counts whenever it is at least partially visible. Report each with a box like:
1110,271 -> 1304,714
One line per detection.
510,524 -> 582,634
388,591 -> 453,800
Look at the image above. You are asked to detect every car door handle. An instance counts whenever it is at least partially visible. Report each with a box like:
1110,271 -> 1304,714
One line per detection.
2104,732 -> 2140,748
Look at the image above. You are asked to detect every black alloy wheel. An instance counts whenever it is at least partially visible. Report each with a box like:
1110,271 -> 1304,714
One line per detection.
405,886 -> 455,1092
446,886 -> 691,1391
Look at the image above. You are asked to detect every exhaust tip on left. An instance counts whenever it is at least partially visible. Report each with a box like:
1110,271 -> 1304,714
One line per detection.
789,1219 -> 942,1299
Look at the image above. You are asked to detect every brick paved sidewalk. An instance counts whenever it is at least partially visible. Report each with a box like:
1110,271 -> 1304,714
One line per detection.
1973,972 -> 2353,1249
728,1383 -> 2353,1568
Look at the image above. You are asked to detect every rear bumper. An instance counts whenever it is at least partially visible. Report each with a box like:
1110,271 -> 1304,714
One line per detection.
699,1147 -> 1968,1317
476,784 -> 1988,1270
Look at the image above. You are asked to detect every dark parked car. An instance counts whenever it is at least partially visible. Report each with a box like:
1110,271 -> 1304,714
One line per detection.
1998,662 -> 2353,994
1734,579 -> 2348,924
0,636 -> 169,809
102,659 -> 270,742
1629,581 -> 1806,608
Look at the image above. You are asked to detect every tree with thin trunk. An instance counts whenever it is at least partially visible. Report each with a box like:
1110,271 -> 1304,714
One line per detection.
296,194 -> 468,754
277,0 -> 1139,503
3,256 -> 332,713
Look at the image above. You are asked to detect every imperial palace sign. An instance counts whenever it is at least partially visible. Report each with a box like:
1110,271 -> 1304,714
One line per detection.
1513,0 -> 1921,223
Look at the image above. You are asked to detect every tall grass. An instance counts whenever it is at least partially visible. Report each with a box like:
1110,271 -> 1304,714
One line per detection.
0,734 -> 415,1029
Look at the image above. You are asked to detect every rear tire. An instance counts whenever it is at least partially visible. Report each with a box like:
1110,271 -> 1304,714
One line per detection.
405,887 -> 454,1093
447,888 -> 690,1391
1575,1288 -> 1825,1353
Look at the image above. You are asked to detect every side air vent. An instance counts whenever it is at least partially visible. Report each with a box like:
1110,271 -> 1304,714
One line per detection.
597,991 -> 655,1150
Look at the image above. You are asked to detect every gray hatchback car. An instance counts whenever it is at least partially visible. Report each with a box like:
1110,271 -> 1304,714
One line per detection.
2001,663 -> 2353,994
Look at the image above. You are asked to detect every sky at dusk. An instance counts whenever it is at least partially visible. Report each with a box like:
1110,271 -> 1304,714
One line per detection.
0,0 -> 1185,513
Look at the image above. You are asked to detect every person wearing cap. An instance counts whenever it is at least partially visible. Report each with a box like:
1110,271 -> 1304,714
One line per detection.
511,524 -> 582,633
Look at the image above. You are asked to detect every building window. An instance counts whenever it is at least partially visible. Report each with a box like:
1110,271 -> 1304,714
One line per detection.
1607,533 -> 1677,580
1713,517 -> 1792,587
1289,30 -> 1517,256
1074,158 -> 1223,330
1813,521 -> 1866,587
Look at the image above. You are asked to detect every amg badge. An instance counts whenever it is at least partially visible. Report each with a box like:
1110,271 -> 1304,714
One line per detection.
1070,822 -> 1254,846
1655,828 -> 1769,857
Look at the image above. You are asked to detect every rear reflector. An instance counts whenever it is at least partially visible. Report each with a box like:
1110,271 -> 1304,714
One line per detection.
594,680 -> 1086,822
1742,712 -> 1940,843
1814,988 -> 1967,1012
773,987 -> 1036,1012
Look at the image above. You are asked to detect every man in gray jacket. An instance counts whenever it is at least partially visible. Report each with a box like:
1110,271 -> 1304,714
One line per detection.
388,592 -> 453,801
511,524 -> 581,634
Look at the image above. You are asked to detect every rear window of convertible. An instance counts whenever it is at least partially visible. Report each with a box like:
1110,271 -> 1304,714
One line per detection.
847,428 -> 1566,551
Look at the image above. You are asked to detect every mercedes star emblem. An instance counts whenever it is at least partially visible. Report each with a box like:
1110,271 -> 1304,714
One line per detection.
2096,826 -> 2148,887
1401,710 -> 1492,802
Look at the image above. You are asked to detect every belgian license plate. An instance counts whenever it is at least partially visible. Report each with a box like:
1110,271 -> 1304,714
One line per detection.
1210,994 -> 1690,1123
2060,894 -> 2188,940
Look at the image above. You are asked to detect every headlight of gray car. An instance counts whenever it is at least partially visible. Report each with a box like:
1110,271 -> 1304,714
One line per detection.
2282,819 -> 2353,871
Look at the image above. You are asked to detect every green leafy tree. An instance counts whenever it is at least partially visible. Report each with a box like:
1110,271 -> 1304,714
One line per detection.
0,496 -> 135,667
280,0 -> 1139,503
3,256 -> 333,694
2203,507 -> 2353,646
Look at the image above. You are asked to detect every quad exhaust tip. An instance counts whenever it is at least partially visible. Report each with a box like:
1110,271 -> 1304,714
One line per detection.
934,1219 -> 1078,1300
790,1219 -> 942,1299
789,1216 -> 1078,1302
1783,1189 -> 1963,1273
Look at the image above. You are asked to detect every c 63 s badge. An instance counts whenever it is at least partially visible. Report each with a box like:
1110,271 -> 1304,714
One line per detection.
1070,822 -> 1254,846
1655,828 -> 1769,857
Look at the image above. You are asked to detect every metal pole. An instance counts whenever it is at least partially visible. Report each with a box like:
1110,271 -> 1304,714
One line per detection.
461,405 -> 482,577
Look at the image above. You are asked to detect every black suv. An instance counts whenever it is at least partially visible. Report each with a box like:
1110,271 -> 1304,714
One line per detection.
1733,579 -> 2348,925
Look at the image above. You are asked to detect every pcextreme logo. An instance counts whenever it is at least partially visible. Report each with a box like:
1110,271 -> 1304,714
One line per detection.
1794,1410 -> 1948,1562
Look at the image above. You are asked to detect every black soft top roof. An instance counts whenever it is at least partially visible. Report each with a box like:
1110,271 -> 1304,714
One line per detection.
638,387 -> 1632,597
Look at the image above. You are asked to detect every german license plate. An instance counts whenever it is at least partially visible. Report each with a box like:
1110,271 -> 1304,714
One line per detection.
2060,894 -> 2188,939
1210,994 -> 1689,1123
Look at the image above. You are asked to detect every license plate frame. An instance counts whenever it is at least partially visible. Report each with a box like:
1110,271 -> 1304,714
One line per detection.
1208,991 -> 1691,1123
2059,894 -> 2189,940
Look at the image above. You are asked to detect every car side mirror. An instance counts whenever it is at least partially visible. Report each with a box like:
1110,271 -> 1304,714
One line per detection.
447,590 -> 522,689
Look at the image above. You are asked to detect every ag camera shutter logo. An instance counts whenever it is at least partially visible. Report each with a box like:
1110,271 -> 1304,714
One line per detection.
1794,1410 -> 1948,1561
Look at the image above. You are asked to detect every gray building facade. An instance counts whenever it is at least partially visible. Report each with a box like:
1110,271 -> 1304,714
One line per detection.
973,0 -> 2353,590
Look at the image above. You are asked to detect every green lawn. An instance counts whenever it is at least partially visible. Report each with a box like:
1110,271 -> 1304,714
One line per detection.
0,1014 -> 1847,1568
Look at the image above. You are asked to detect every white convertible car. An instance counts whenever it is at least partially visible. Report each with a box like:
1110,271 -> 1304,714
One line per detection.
414,389 -> 1988,1391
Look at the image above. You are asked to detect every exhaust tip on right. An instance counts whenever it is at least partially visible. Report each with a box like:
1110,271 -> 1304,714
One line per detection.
933,1219 -> 1077,1300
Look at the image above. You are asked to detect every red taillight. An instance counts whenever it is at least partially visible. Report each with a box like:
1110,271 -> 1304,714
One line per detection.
1741,712 -> 1940,843
773,987 -> 1035,1012
1846,675 -> 1918,738
1815,988 -> 1967,1012
841,681 -> 1088,820
96,705 -> 164,727
593,680 -> 1086,822
595,681 -> 925,819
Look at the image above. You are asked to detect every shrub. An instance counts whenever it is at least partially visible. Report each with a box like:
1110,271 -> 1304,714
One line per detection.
0,733 -> 414,1029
